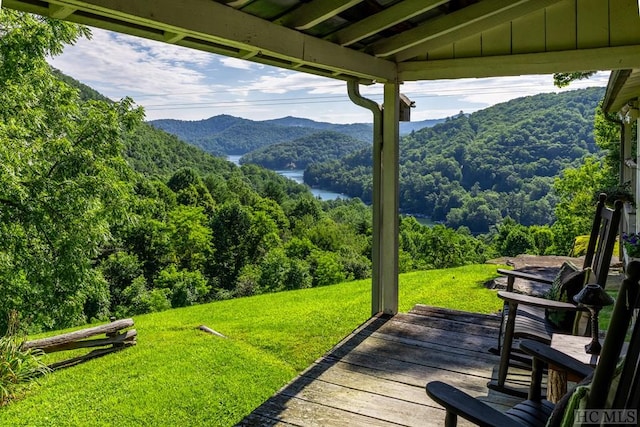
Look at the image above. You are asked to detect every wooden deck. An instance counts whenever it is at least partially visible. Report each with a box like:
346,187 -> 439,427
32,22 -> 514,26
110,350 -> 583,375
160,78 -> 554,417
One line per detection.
238,305 -> 530,426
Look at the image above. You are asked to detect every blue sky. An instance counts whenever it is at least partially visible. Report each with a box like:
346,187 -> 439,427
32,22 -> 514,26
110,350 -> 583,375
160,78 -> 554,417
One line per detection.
48,28 -> 611,124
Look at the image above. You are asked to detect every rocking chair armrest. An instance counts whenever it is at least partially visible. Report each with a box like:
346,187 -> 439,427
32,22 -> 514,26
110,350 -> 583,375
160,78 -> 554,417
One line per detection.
497,268 -> 555,285
426,381 -> 522,427
519,339 -> 594,379
497,291 -> 587,311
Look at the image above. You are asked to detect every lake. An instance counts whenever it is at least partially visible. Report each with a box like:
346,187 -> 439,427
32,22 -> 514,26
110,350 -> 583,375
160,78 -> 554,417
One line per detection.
227,155 -> 349,201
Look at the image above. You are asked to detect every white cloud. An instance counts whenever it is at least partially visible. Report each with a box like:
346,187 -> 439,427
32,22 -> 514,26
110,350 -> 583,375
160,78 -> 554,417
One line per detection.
244,71 -> 345,95
49,28 -> 612,123
49,29 -> 214,105
219,57 -> 255,70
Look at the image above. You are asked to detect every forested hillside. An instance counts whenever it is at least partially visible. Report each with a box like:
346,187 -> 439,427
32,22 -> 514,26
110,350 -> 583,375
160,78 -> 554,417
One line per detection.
306,87 -> 605,232
241,130 -> 368,169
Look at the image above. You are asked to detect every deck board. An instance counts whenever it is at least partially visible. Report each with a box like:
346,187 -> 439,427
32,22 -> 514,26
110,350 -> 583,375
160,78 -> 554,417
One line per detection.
238,306 -> 530,426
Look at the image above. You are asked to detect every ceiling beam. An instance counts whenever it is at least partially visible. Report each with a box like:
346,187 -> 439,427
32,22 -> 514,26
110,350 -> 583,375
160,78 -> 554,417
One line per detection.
163,31 -> 184,44
49,4 -> 76,19
275,0 -> 363,30
372,0 -> 562,61
329,0 -> 448,47
4,0 -> 396,83
398,45 -> 640,80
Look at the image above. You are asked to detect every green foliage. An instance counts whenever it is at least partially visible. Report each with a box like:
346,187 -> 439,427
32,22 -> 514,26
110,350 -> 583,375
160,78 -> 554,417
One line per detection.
0,10 -> 143,332
551,157 -> 609,254
309,250 -> 346,287
156,266 -> 209,308
553,72 -> 597,88
548,104 -> 621,256
501,228 -> 535,257
0,313 -> 49,406
125,123 -> 236,179
530,226 -> 555,255
493,218 -> 539,256
398,217 -> 488,271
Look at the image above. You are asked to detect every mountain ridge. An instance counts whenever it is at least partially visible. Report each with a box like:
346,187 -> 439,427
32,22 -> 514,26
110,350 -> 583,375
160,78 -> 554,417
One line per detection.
149,114 -> 444,156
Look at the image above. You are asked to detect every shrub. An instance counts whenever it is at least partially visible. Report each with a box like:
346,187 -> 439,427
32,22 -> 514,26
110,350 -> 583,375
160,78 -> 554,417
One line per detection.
0,312 -> 49,406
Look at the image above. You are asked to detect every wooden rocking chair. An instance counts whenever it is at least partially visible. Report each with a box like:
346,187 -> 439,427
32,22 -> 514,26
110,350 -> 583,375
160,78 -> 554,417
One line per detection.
496,194 -> 620,301
489,195 -> 622,396
426,261 -> 640,427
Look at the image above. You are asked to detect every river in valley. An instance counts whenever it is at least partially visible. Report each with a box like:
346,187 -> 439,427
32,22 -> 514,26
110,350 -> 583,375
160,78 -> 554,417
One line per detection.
227,155 -> 349,201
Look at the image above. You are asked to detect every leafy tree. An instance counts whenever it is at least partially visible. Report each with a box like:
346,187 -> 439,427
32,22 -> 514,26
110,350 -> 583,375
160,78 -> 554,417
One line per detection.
502,228 -> 535,257
593,105 -> 621,190
167,205 -> 212,271
100,251 -> 144,311
0,11 -> 143,332
168,168 -> 215,215
156,265 -> 209,308
551,157 -> 608,254
553,72 -> 596,88
309,250 -> 346,287
209,201 -> 254,290
283,258 -> 312,290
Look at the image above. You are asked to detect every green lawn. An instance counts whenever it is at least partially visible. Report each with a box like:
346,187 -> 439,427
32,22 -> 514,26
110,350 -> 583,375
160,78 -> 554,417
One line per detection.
0,265 -> 503,426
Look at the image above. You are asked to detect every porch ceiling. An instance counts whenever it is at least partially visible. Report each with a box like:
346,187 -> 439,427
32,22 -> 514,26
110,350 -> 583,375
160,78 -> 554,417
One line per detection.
4,0 -> 640,85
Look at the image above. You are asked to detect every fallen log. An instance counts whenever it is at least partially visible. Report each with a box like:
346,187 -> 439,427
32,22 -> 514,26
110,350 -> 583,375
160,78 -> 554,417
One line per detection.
47,343 -> 134,371
23,318 -> 134,351
35,329 -> 138,353
198,325 -> 226,338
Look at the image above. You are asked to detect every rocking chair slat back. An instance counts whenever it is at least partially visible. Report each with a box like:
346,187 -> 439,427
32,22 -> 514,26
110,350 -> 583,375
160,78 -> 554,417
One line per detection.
587,260 -> 640,412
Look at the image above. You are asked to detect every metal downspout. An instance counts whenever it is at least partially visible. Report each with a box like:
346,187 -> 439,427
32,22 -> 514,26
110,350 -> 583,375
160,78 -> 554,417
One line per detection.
347,81 -> 383,315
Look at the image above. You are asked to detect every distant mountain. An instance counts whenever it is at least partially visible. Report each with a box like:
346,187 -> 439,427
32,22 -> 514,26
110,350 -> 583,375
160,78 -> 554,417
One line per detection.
264,116 -> 443,135
400,118 -> 446,134
240,130 -> 369,170
149,115 -> 444,157
264,116 -> 373,141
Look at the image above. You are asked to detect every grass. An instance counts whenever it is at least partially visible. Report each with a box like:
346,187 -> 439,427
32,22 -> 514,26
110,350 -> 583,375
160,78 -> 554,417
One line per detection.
0,264 -> 504,426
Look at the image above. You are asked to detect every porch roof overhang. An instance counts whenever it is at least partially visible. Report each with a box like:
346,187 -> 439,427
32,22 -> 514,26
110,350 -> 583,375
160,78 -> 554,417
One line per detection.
603,69 -> 640,115
3,0 -> 640,85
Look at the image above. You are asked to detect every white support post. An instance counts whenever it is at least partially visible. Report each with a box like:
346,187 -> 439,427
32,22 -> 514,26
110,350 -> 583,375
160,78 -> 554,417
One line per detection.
379,83 -> 400,314
622,122 -> 635,242
370,98 -> 383,315
635,99 -> 640,233
623,122 -> 632,184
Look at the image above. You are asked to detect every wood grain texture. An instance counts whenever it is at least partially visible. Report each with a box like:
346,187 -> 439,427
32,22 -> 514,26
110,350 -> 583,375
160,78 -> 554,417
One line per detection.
23,318 -> 134,350
238,306 -> 526,426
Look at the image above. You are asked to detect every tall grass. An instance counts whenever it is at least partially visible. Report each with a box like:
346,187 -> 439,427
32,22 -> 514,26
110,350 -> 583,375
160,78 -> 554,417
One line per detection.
0,265 -> 503,426
0,312 -> 50,407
